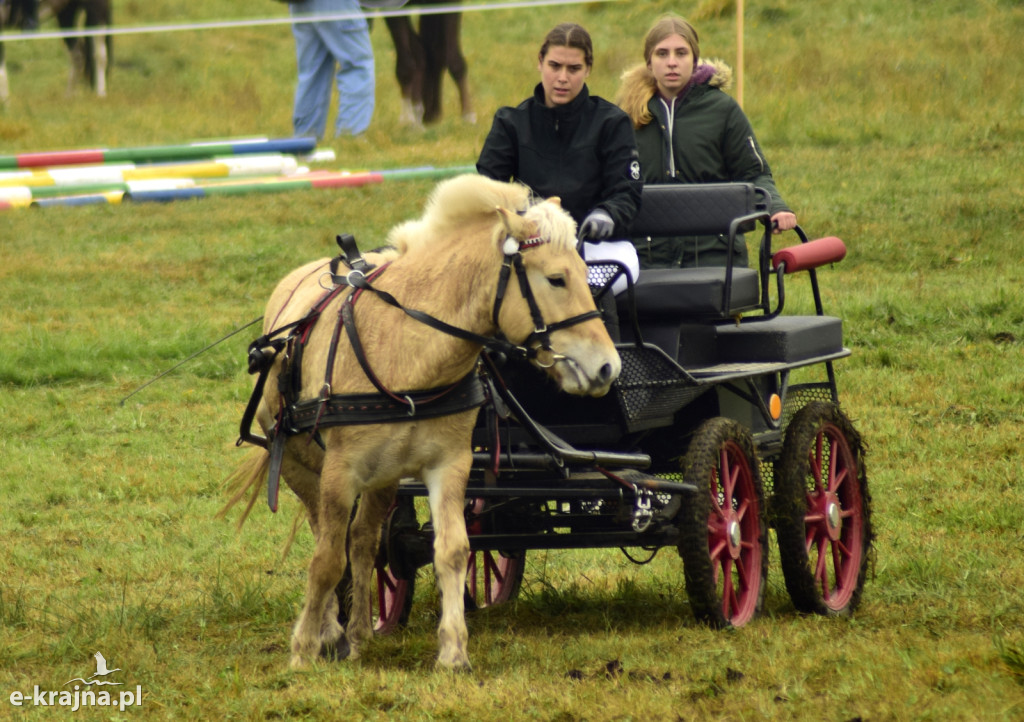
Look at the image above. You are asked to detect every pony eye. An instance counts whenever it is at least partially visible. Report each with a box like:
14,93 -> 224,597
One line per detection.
547,275 -> 567,288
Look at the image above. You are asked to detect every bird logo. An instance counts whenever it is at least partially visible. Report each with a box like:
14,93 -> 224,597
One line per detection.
64,652 -> 124,686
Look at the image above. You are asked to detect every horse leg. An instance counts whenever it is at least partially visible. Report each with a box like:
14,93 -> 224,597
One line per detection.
64,40 -> 85,95
289,448 -> 353,668
0,5 -> 8,103
420,9 -> 472,124
57,4 -> 83,96
343,485 -> 397,659
418,13 -> 446,124
0,42 -> 8,105
87,35 -> 108,96
441,11 -> 473,123
83,0 -> 110,97
384,15 -> 425,128
424,456 -> 472,669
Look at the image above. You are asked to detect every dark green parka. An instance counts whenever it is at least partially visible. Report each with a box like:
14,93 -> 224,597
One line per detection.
619,60 -> 792,268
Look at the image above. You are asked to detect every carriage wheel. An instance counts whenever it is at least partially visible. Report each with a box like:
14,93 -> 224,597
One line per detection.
334,549 -> 415,637
464,498 -> 525,610
465,549 -> 526,610
370,561 -> 414,634
677,417 -> 768,628
773,402 -> 872,615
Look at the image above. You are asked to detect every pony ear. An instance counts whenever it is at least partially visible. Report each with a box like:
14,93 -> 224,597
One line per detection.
545,196 -> 563,209
496,206 -> 532,240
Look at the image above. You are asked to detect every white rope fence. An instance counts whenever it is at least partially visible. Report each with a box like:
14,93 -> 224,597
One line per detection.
1,0 -> 622,42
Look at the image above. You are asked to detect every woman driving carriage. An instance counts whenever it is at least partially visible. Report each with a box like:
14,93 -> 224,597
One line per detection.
475,22 -> 643,287
616,14 -> 797,269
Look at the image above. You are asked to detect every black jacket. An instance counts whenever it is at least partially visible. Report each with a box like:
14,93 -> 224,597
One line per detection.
476,83 -> 642,233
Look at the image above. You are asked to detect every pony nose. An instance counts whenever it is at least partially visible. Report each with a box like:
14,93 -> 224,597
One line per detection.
598,362 -> 614,385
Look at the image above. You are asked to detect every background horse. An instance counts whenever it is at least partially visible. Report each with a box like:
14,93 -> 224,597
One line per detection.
0,16 -> 7,104
226,174 -> 619,669
385,0 -> 473,127
0,0 -> 111,102
0,0 -> 27,103
49,0 -> 111,96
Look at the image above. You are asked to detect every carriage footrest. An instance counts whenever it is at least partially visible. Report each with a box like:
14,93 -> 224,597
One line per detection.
715,315 -> 843,363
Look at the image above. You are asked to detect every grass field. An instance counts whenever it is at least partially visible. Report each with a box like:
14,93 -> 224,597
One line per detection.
2,0 -> 1024,719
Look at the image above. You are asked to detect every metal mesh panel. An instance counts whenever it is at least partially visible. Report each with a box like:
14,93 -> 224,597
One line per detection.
759,459 -> 776,500
613,345 -> 706,425
780,383 -> 834,431
756,383 -> 834,505
586,260 -> 628,299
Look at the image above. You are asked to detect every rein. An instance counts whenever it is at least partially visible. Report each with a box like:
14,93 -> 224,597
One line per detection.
336,235 -> 601,369
237,230 -> 602,473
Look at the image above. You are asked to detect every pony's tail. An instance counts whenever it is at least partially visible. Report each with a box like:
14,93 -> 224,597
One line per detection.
216,446 -> 310,560
217,448 -> 270,530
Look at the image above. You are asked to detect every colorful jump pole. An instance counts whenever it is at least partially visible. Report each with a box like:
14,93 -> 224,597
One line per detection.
375,165 -> 476,180
124,170 -> 383,203
0,177 -> 200,204
32,191 -> 126,208
0,154 -> 300,190
3,164 -> 477,211
0,137 -> 318,170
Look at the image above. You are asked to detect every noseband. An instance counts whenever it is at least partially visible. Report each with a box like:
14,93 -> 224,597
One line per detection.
240,232 -> 601,444
338,232 -> 601,365
238,232 -> 603,510
491,235 -> 601,365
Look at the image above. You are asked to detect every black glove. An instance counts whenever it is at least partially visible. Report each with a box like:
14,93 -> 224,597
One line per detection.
580,209 -> 614,240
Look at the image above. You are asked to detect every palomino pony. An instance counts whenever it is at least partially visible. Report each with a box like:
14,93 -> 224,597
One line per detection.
385,0 -> 473,126
227,174 -> 619,669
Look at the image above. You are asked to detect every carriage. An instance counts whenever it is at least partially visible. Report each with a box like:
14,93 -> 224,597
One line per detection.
233,175 -> 871,667
344,180 -> 873,635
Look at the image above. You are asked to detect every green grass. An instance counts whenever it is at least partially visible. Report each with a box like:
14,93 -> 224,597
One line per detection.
2,0 -> 1024,719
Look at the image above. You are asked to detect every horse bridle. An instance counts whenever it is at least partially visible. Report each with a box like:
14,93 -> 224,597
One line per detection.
236,231 -> 603,505
335,233 -> 602,369
241,233 -> 598,428
489,235 -> 602,366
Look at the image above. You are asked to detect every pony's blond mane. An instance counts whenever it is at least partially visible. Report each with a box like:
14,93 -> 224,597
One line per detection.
387,174 -> 577,254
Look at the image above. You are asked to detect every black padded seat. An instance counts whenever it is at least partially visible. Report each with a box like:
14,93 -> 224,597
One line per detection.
715,315 -> 844,363
628,183 -> 764,238
621,267 -> 761,320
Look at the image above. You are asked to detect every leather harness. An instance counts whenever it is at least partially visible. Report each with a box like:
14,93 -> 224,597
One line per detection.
237,233 -> 601,511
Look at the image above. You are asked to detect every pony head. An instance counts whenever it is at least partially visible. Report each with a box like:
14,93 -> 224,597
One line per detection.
385,174 -> 619,397
494,196 -> 620,398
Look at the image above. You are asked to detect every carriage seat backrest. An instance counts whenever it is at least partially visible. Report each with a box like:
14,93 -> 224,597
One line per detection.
622,183 -> 769,320
628,182 -> 764,238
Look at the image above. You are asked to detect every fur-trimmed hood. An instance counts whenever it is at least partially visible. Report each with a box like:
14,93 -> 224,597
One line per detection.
615,59 -> 733,130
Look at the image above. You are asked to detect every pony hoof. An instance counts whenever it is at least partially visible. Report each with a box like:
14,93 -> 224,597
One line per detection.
289,654 -> 309,670
436,655 -> 472,673
319,637 -> 351,662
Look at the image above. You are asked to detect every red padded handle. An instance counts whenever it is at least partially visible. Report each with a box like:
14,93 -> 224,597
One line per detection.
772,236 -> 846,273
